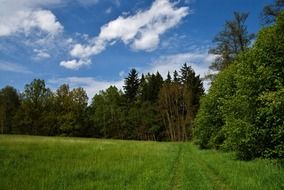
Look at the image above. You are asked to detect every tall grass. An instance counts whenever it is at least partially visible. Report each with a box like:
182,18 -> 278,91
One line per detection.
0,135 -> 283,190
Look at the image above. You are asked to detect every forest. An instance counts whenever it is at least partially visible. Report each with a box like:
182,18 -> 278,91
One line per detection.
0,1 -> 283,161
0,63 -> 203,142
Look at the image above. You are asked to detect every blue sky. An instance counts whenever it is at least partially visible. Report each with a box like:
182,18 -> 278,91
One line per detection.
0,0 -> 272,99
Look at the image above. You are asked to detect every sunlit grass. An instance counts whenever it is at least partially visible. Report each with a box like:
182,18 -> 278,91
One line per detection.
0,135 -> 283,190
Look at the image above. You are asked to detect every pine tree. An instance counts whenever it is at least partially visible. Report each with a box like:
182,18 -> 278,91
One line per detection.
179,63 -> 204,115
173,70 -> 179,83
165,71 -> 172,84
123,68 -> 140,103
139,74 -> 146,101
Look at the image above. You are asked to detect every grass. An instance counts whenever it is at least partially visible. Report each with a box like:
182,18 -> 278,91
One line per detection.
0,135 -> 283,190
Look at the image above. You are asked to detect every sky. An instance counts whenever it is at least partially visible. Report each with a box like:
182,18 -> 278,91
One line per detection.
0,0 -> 273,100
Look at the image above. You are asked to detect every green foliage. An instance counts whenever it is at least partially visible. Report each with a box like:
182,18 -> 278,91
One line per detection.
194,64 -> 237,148
0,86 -> 20,134
14,79 -> 53,135
54,84 -> 88,136
140,72 -> 163,103
90,86 -> 125,138
123,68 -> 140,103
256,89 -> 284,158
194,12 -> 284,159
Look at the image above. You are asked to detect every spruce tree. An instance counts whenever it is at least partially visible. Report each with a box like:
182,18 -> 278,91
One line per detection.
173,70 -> 179,83
165,71 -> 172,84
123,68 -> 140,103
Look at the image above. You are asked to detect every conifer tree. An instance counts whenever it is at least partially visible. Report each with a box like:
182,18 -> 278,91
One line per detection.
173,70 -> 179,83
165,71 -> 172,84
123,68 -> 140,103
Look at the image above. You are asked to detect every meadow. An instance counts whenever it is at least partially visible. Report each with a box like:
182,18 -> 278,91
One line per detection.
0,135 -> 283,190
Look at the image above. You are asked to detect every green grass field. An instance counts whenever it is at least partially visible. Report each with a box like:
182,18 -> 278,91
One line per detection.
0,135 -> 283,190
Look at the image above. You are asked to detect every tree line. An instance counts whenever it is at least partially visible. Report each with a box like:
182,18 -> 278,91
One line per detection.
0,64 -> 203,141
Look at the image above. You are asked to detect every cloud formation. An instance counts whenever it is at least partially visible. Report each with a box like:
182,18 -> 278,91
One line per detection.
61,0 -> 189,69
59,59 -> 91,70
0,0 -> 63,37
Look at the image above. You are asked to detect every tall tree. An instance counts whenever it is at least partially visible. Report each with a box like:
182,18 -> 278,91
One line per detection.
0,86 -> 20,134
54,84 -> 88,136
158,65 -> 203,141
173,70 -> 179,83
165,71 -> 172,84
15,79 -> 52,135
262,0 -> 284,25
159,83 -> 184,141
140,72 -> 164,103
209,12 -> 254,71
123,68 -> 140,103
179,63 -> 204,126
90,86 -> 124,138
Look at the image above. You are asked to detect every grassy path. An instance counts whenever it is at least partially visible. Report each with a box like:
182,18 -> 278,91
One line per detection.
169,144 -> 183,190
186,145 -> 230,190
0,135 -> 283,190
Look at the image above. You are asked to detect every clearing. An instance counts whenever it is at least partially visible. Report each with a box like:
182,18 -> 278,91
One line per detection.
0,135 -> 283,190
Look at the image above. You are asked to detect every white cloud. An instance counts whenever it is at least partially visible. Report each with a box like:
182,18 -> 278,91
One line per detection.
0,0 -> 63,37
48,77 -> 124,102
59,59 -> 91,70
61,0 -> 189,69
33,49 -> 51,59
0,61 -> 32,74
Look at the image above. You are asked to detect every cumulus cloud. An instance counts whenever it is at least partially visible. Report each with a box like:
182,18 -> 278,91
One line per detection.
0,0 -> 63,37
48,77 -> 124,102
59,59 -> 91,70
61,0 -> 189,69
0,0 -> 120,38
